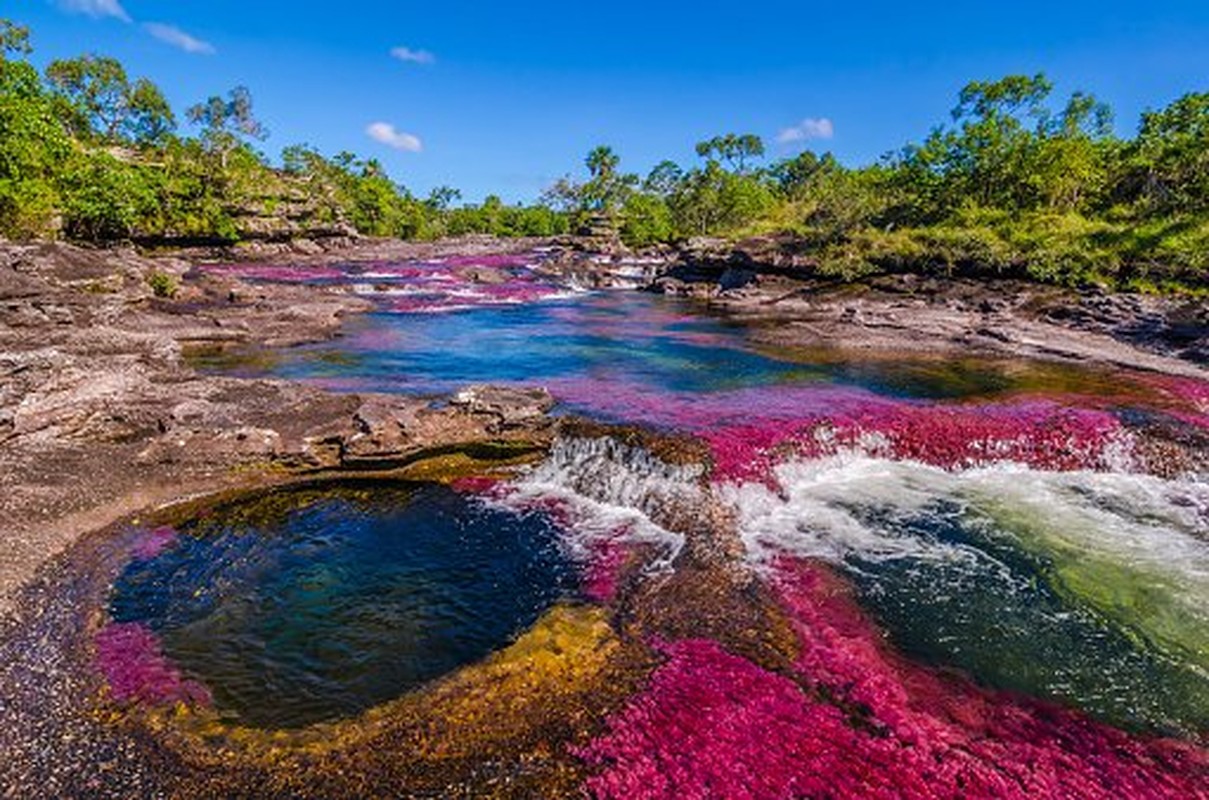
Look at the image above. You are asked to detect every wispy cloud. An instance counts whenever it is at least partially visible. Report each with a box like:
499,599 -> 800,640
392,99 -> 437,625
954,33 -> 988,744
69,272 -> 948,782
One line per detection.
366,122 -> 423,153
390,46 -> 435,65
57,0 -> 131,22
143,22 -> 216,55
776,118 -> 835,144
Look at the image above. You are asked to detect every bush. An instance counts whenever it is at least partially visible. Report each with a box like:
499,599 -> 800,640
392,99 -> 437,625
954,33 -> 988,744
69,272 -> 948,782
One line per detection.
59,152 -> 156,240
147,270 -> 178,298
621,194 -> 673,246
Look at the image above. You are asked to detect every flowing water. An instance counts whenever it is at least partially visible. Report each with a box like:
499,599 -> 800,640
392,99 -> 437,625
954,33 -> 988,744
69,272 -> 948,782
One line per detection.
724,456 -> 1209,736
97,253 -> 1209,790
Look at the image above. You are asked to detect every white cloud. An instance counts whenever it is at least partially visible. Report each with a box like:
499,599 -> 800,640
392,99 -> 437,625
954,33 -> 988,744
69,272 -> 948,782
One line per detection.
390,46 -> 435,65
776,118 -> 835,144
143,23 -> 216,54
366,122 -> 423,153
57,0 -> 131,22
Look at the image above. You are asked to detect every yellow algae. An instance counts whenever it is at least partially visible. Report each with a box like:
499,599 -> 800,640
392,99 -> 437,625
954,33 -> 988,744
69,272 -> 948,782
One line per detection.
115,605 -> 651,796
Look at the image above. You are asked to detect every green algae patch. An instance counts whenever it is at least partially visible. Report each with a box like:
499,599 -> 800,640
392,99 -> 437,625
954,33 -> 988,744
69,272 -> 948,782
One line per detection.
982,492 -> 1209,675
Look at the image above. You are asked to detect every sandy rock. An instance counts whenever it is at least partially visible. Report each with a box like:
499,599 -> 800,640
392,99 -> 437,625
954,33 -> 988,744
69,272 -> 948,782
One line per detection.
451,385 -> 557,431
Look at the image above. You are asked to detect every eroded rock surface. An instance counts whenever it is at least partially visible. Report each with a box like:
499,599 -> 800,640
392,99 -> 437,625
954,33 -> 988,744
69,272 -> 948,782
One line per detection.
646,235 -> 1209,372
0,241 -> 555,618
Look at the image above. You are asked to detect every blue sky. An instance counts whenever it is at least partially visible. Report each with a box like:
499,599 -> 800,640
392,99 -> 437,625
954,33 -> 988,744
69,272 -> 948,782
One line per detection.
14,1 -> 1209,202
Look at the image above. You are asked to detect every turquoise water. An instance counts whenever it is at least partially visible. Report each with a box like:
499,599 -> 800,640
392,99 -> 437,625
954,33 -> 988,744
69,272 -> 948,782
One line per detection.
193,291 -> 1125,407
847,499 -> 1209,737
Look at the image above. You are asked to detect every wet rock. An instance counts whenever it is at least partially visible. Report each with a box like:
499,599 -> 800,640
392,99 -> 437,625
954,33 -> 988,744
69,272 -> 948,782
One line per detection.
719,267 -> 758,292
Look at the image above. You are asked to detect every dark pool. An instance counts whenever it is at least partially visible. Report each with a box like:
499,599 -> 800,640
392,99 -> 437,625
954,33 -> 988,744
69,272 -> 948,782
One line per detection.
108,482 -> 577,728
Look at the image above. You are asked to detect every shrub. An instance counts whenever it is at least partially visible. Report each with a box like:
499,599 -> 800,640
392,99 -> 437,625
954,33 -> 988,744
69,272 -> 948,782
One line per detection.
147,270 -> 177,298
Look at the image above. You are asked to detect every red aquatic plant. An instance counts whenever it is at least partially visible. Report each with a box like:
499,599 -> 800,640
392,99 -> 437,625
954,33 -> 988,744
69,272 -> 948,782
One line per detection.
94,622 -> 211,707
577,559 -> 1209,799
1135,374 -> 1209,430
704,400 -> 1126,483
579,536 -> 631,604
449,476 -> 503,495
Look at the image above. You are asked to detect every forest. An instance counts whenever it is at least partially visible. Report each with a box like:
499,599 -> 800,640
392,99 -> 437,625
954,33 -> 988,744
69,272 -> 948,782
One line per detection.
2,17 -> 1207,292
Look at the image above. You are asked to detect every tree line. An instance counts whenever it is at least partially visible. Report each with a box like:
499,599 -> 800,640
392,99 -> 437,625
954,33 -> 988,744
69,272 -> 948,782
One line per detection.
0,19 -> 567,244
548,74 -> 1209,291
2,18 -> 1207,291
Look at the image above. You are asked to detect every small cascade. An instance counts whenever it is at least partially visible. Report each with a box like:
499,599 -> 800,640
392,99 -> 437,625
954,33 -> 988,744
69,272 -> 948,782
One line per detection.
496,436 -> 702,572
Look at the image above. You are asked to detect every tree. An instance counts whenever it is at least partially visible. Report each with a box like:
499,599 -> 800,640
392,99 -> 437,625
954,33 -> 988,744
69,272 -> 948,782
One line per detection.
187,86 -> 268,167
0,18 -> 31,59
621,192 -> 673,246
126,78 -> 175,143
0,55 -> 71,237
586,145 -> 620,181
1130,91 -> 1209,213
695,133 -> 765,173
59,152 -> 156,240
946,73 -> 1053,209
770,150 -> 835,199
425,185 -> 461,211
45,55 -> 175,144
1030,92 -> 1115,211
583,145 -> 638,216
643,160 -> 684,198
889,73 -> 1117,217
670,160 -> 773,235
541,145 -> 638,220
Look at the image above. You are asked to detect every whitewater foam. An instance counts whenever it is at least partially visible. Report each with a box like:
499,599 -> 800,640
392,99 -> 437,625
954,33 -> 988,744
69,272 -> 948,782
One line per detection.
493,437 -> 701,572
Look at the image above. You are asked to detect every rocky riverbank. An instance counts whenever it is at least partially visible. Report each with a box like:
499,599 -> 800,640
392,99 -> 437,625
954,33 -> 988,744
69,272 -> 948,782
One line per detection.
0,238 -> 560,619
2,235 -> 1208,797
648,235 -> 1209,373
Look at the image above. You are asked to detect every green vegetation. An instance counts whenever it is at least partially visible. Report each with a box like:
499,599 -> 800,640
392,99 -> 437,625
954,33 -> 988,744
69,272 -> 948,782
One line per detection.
1,17 -> 1207,291
146,270 -> 178,298
543,72 -> 1209,292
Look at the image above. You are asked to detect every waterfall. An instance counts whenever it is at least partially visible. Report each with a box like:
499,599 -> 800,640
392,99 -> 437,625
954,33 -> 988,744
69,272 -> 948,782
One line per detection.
495,436 -> 703,571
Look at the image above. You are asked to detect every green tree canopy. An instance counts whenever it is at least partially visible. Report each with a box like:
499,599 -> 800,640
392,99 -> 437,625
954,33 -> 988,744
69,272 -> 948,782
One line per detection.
45,55 -> 175,144
0,18 -> 31,59
695,133 -> 765,173
1131,91 -> 1209,212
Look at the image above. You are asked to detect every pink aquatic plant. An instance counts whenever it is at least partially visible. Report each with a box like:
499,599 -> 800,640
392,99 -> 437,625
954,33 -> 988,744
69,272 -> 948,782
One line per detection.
1143,374 -> 1209,411
94,622 -> 211,707
1135,374 -> 1209,430
579,536 -> 630,604
449,476 -> 502,495
705,400 -> 1126,482
543,380 -> 890,431
199,253 -> 574,315
543,379 -> 1128,482
577,559 -> 1209,799
130,525 -> 178,561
